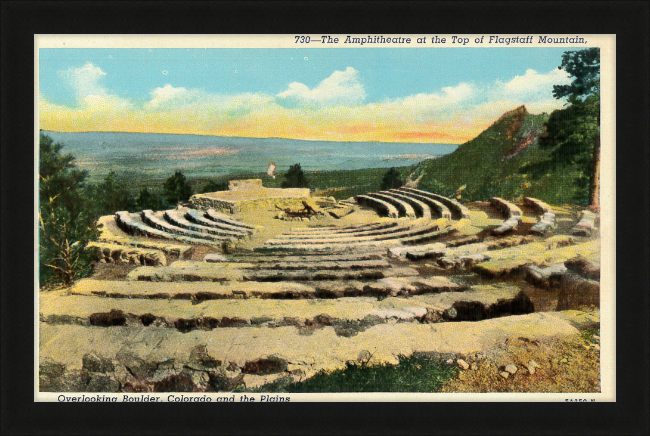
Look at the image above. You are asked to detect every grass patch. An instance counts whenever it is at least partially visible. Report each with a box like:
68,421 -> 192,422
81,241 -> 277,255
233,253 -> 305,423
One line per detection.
254,355 -> 457,393
580,325 -> 600,344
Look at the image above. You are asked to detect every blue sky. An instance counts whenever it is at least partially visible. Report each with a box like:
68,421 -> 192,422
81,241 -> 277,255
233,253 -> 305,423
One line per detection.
39,47 -> 574,143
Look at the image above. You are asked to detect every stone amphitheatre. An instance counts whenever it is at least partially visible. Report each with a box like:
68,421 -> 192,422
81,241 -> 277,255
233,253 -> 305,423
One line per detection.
39,179 -> 601,393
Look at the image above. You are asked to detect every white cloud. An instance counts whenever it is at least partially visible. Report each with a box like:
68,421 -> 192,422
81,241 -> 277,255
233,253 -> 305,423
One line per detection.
497,68 -> 571,99
277,67 -> 366,106
61,62 -> 108,99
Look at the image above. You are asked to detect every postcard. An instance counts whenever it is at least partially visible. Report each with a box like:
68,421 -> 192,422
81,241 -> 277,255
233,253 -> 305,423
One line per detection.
35,34 -> 615,402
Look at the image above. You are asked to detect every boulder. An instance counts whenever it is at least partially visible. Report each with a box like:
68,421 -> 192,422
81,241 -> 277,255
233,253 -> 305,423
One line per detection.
564,256 -> 600,280
86,374 -> 120,392
82,352 -> 115,373
204,253 -> 229,263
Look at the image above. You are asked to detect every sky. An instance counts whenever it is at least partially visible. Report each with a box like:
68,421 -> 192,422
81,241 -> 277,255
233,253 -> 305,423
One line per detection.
39,47 -> 574,144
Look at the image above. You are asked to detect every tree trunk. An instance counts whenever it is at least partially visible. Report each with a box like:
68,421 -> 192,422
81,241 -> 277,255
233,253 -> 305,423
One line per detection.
588,135 -> 600,206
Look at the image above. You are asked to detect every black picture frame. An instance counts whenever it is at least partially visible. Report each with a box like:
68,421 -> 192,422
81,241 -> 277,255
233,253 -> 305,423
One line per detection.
2,1 -> 648,435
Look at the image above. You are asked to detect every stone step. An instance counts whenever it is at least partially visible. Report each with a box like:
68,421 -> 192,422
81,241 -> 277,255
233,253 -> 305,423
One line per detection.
328,205 -> 355,219
41,284 -> 528,331
523,263 -> 568,288
490,197 -> 523,218
473,240 -> 598,278
242,267 -> 420,282
175,258 -> 391,271
355,195 -> 400,218
115,211 -> 218,246
225,253 -> 385,263
87,241 -> 167,266
388,242 -> 447,259
435,236 -> 537,268
185,209 -> 254,234
39,309 -> 596,391
380,190 -> 432,219
274,222 -> 415,240
530,212 -> 556,234
491,217 -> 521,235
127,264 -> 247,282
389,189 -> 451,219
205,209 -> 256,230
398,188 -> 470,219
556,271 -> 600,310
67,275 -> 466,302
140,210 -> 229,243
247,259 -> 392,271
98,215 -> 193,257
523,197 -> 552,214
365,192 -> 416,218
564,256 -> 600,281
266,219 -> 445,245
265,223 -> 455,251
572,210 -> 598,236
290,221 -> 398,233
164,210 -> 249,238
126,262 -> 419,283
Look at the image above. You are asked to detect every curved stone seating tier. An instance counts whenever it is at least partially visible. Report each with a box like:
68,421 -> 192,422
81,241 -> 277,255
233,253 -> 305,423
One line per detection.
274,222 -> 414,240
141,210 -> 233,243
290,222 -> 399,234
266,220 -> 442,245
355,195 -> 399,218
398,188 -> 470,219
88,241 -> 167,266
228,253 -> 385,264
380,190 -> 431,219
185,210 -> 253,235
165,210 -> 249,238
472,239 -> 595,279
243,266 -> 419,282
365,192 -> 416,218
98,215 -> 192,257
491,217 -> 521,235
523,197 -> 552,214
264,222 -> 451,251
390,189 -> 451,220
115,211 -> 218,246
52,283 -> 528,328
396,224 -> 455,245
572,210 -> 597,236
490,197 -> 523,219
245,259 -> 391,271
205,209 -> 256,230
66,276 -> 467,301
524,263 -> 568,288
530,212 -> 556,234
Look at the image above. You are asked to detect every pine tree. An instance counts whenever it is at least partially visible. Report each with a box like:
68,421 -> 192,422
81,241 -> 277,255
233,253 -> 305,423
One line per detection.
39,134 -> 98,286
136,188 -> 165,211
163,170 -> 193,205
381,167 -> 404,190
281,164 -> 309,188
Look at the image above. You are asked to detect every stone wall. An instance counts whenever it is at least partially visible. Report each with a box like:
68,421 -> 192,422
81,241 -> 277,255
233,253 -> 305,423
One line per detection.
190,179 -> 315,214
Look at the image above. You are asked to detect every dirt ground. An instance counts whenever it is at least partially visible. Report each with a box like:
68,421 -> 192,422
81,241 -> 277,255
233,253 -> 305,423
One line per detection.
441,327 -> 600,393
